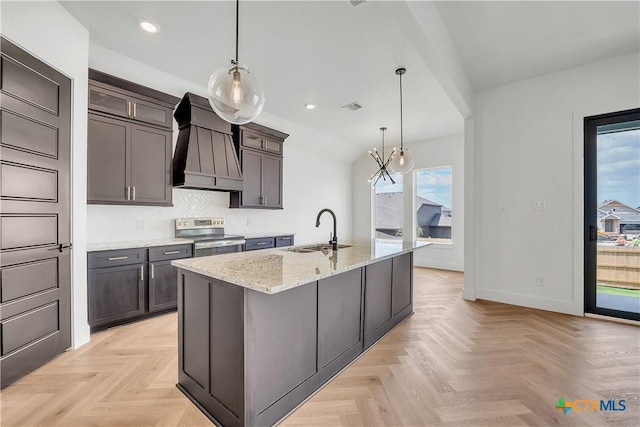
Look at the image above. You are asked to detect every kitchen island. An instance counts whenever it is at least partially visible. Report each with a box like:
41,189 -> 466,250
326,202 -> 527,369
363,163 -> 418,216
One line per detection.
172,239 -> 429,427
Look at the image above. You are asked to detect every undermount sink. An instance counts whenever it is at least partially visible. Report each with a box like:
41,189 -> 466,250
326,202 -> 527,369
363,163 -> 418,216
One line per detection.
285,244 -> 352,253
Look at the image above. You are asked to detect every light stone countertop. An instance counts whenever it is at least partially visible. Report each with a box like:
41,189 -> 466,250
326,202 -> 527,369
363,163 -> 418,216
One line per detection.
172,239 -> 431,294
242,232 -> 296,239
87,238 -> 194,252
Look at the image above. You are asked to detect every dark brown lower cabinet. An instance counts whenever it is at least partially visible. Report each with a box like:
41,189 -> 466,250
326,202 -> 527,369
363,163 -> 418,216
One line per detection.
364,252 -> 413,349
88,263 -> 145,328
149,260 -> 179,313
88,244 -> 192,331
177,252 -> 411,427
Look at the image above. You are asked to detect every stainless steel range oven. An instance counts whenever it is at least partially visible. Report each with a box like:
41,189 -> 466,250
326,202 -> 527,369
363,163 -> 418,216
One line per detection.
175,217 -> 245,257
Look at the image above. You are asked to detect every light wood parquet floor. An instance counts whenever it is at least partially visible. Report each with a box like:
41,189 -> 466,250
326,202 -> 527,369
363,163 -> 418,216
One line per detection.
1,268 -> 638,426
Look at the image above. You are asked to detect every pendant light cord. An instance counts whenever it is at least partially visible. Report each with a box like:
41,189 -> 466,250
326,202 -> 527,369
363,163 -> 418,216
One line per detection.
235,0 -> 239,64
382,128 -> 385,159
399,72 -> 404,151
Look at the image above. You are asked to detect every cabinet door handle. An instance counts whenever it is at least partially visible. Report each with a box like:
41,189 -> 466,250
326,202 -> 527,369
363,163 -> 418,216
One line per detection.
126,186 -> 131,200
150,263 -> 155,279
133,103 -> 137,118
140,265 -> 144,281
132,186 -> 136,201
128,101 -> 132,117
264,196 -> 268,205
163,250 -> 181,255
107,256 -> 128,261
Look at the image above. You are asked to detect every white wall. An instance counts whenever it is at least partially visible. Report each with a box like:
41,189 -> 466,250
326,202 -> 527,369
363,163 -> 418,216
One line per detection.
87,45 -> 353,245
470,52 -> 640,316
1,1 -> 91,348
351,133 -> 465,271
406,134 -> 464,271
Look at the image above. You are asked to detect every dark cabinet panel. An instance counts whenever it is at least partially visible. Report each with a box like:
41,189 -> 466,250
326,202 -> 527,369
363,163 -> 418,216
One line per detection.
392,253 -> 412,316
88,263 -> 145,328
244,237 -> 275,251
87,72 -> 177,206
88,85 -> 130,119
87,114 -> 129,203
230,123 -> 287,209
239,150 -> 262,207
182,273 -> 210,389
318,268 -> 362,368
130,125 -> 172,205
364,259 -> 392,337
89,79 -> 175,129
88,244 -> 191,331
262,155 -> 282,209
149,261 -> 178,313
148,244 -> 192,262
275,235 -> 294,247
246,283 -> 318,414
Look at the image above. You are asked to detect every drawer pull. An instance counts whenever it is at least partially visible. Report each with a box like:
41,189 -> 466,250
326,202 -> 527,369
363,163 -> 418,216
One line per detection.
140,265 -> 144,281
163,250 -> 181,255
256,242 -> 267,246
107,256 -> 128,261
280,237 -> 290,240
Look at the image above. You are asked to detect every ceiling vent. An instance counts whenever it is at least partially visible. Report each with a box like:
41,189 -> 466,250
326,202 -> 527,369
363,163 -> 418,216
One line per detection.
350,0 -> 366,7
342,102 -> 363,111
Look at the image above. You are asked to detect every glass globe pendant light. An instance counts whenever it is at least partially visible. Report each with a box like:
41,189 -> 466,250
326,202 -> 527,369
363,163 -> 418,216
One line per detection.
207,0 -> 265,125
389,68 -> 415,174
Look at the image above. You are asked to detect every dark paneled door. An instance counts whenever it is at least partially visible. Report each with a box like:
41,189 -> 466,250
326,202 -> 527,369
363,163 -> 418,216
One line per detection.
0,37 -> 72,387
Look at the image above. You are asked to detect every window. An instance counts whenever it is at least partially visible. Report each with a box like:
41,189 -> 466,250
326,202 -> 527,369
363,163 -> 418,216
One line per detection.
374,173 -> 403,240
415,167 -> 453,244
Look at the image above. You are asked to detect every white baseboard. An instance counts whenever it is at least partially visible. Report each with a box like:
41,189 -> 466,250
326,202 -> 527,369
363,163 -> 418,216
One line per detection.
414,260 -> 463,272
475,288 -> 583,316
462,287 -> 476,301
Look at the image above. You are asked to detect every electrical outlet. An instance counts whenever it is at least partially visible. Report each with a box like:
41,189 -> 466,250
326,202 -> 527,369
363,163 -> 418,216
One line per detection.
535,276 -> 545,286
136,220 -> 145,230
532,200 -> 546,211
498,202 -> 505,212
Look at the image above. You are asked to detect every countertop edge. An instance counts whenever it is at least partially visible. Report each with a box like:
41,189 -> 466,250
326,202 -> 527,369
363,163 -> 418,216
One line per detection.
173,243 -> 430,294
87,238 -> 195,252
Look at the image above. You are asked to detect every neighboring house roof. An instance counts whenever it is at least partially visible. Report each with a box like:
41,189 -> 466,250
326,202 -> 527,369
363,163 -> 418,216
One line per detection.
600,212 -> 640,223
376,192 -> 403,229
598,200 -> 640,214
376,192 -> 453,230
429,213 -> 452,227
417,195 -> 442,207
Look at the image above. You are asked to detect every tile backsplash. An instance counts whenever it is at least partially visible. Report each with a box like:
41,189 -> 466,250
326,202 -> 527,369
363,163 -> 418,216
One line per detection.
87,188 -> 290,243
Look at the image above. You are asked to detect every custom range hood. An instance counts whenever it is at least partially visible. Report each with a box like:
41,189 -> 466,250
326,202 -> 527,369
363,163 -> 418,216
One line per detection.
172,92 -> 243,191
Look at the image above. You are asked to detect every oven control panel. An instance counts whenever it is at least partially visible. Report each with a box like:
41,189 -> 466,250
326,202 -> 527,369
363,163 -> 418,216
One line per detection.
175,217 -> 225,230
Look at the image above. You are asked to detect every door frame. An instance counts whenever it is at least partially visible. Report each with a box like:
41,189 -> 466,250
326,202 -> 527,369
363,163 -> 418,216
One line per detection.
584,108 -> 640,321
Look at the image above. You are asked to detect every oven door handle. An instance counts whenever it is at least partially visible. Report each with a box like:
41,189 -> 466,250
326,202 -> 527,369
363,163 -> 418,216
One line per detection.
195,239 -> 246,249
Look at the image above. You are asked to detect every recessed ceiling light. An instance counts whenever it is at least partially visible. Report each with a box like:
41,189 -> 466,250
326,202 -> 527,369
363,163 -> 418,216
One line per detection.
304,103 -> 316,110
138,20 -> 159,34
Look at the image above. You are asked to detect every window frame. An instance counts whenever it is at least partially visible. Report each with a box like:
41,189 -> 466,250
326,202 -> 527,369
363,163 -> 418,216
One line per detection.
413,165 -> 454,246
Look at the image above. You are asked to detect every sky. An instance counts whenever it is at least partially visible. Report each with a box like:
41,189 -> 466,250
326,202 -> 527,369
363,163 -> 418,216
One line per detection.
597,129 -> 640,208
374,167 -> 452,209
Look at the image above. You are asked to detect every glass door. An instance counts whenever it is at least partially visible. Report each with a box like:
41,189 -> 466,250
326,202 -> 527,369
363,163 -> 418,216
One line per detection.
584,109 -> 640,321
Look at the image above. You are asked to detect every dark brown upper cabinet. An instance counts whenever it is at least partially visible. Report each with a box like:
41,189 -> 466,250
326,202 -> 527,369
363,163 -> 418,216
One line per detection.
87,69 -> 179,206
230,123 -> 288,209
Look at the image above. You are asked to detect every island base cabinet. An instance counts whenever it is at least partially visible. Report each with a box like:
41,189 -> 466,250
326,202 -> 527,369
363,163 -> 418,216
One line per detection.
364,252 -> 413,349
177,253 -> 412,427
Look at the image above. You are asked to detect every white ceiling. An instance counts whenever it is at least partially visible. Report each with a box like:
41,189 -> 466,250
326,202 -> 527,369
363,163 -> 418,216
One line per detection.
60,0 -> 464,153
435,0 -> 640,91
59,0 -> 640,153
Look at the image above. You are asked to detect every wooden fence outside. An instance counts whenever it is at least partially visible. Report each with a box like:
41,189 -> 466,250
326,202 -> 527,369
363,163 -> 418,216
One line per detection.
597,246 -> 640,289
